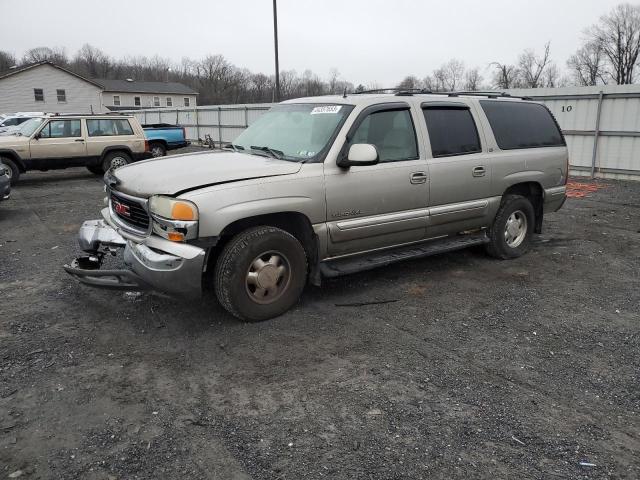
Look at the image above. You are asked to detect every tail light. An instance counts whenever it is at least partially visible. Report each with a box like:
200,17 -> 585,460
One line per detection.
144,140 -> 150,152
181,127 -> 186,140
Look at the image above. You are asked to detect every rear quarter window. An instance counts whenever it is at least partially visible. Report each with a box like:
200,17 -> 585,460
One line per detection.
87,119 -> 135,137
480,101 -> 565,150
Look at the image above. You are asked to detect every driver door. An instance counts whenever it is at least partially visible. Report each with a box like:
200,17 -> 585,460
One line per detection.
324,103 -> 429,256
29,119 -> 86,169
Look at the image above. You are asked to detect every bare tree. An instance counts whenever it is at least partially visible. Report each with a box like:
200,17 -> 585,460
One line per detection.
567,41 -> 607,86
442,59 -> 465,91
22,46 -> 68,66
518,42 -> 552,88
397,75 -> 421,89
73,44 -> 111,78
588,3 -> 640,84
0,51 -> 17,73
490,62 -> 520,89
464,68 -> 483,91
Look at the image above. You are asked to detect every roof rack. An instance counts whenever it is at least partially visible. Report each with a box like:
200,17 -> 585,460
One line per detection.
352,88 -> 532,100
49,111 -> 129,117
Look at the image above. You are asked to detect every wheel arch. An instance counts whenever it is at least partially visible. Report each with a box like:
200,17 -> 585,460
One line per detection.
502,181 -> 544,234
100,145 -> 134,161
0,150 -> 26,172
206,211 -> 320,286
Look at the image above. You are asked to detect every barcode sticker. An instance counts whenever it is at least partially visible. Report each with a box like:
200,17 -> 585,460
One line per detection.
311,105 -> 342,114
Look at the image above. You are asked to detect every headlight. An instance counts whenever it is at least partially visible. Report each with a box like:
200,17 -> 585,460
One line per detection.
149,195 -> 198,221
149,195 -> 199,242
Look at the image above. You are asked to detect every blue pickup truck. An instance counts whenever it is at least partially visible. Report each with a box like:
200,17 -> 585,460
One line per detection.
142,124 -> 190,157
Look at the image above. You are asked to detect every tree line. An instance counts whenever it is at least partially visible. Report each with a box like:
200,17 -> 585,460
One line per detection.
1,3 -> 639,105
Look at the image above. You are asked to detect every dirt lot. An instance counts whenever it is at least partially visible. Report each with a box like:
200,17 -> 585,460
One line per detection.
1,156 -> 639,479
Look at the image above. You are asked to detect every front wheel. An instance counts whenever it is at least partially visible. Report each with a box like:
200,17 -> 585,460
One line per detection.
1,157 -> 20,185
214,226 -> 308,322
485,194 -> 535,259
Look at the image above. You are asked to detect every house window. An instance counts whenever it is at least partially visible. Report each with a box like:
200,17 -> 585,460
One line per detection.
34,88 -> 44,102
134,96 -> 141,107
153,96 -> 160,107
166,97 -> 173,107
183,97 -> 190,107
113,95 -> 121,106
56,89 -> 66,103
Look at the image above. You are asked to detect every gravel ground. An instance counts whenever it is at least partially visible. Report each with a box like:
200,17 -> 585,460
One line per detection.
0,154 -> 639,479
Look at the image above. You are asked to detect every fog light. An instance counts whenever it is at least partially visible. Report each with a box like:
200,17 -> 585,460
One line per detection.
167,231 -> 185,242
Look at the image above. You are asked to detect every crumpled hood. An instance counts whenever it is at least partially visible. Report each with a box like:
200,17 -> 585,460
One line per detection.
111,151 -> 302,197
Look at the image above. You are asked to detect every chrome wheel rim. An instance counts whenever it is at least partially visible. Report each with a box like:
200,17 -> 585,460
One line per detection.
151,146 -> 164,157
110,156 -> 127,170
504,210 -> 528,248
3,167 -> 12,180
245,251 -> 291,305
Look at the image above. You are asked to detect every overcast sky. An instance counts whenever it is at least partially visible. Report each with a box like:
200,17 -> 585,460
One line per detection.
0,0 -> 623,85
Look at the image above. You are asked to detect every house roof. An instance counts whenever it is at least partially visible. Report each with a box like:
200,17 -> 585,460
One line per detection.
94,78 -> 199,95
0,61 -> 104,88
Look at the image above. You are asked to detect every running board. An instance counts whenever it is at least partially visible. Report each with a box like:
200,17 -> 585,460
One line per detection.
320,232 -> 489,278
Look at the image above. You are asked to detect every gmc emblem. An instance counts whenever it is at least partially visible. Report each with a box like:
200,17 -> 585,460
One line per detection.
113,201 -> 130,217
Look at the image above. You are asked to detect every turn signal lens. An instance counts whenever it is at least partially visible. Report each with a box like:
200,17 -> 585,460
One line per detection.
167,231 -> 185,242
171,202 -> 196,220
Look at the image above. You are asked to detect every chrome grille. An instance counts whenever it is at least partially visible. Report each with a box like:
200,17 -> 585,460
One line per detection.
110,190 -> 150,232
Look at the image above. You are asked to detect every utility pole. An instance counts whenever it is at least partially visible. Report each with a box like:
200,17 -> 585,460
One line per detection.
273,0 -> 280,102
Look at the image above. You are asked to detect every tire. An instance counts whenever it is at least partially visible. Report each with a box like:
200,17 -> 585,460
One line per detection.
214,226 -> 308,322
485,194 -> 535,260
102,151 -> 131,173
86,165 -> 103,175
150,142 -> 166,158
0,157 -> 20,185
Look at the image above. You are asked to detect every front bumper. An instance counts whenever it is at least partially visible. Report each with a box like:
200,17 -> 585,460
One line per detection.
64,216 -> 206,298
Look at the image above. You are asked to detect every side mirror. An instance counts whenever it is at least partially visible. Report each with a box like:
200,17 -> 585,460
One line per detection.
338,143 -> 379,168
33,132 -> 41,140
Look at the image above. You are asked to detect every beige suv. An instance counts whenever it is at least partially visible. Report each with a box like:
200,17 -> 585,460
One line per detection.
66,90 -> 568,322
0,114 -> 150,184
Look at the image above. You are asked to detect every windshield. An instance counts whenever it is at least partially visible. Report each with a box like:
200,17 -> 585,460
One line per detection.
232,103 -> 353,162
17,117 -> 46,136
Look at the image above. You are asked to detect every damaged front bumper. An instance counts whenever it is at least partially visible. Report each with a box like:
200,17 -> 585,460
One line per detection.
64,212 -> 206,298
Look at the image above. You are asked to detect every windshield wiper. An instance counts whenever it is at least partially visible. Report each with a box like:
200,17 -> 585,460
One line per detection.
223,143 -> 245,152
250,145 -> 284,160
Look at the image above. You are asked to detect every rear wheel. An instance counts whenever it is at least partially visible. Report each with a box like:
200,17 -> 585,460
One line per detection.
214,226 -> 308,322
102,151 -> 131,173
150,142 -> 166,157
0,157 -> 20,185
485,194 -> 535,259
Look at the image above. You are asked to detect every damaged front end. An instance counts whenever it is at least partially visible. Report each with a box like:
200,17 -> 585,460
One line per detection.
64,210 -> 207,298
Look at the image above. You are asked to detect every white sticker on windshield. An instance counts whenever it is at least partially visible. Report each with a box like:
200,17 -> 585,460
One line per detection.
311,105 -> 342,115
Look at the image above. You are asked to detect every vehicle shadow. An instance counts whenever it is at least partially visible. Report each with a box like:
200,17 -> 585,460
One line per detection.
18,170 -> 102,187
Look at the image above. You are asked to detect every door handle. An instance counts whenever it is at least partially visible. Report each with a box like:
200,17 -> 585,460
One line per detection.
74,139 -> 85,142
410,172 -> 428,184
472,166 -> 486,177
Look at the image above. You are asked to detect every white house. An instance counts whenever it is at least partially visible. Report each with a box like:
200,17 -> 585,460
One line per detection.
0,62 -> 198,114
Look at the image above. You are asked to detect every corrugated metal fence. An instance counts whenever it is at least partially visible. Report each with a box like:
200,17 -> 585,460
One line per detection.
125,85 -> 640,180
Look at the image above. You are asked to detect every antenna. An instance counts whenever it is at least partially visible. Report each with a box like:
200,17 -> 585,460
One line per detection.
342,86 -> 347,98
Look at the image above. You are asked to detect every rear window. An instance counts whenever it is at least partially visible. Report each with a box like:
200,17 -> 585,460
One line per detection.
423,106 -> 481,157
480,101 -> 564,150
87,119 -> 134,137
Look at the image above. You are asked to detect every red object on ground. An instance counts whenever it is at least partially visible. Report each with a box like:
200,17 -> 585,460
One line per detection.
566,180 -> 609,198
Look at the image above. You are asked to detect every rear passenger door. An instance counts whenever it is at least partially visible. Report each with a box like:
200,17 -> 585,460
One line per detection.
29,119 -> 86,168
421,102 -> 493,233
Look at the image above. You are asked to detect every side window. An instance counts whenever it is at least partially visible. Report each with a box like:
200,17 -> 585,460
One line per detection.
480,101 -> 565,150
350,109 -> 418,162
423,106 -> 481,157
87,119 -> 134,137
39,120 -> 82,138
